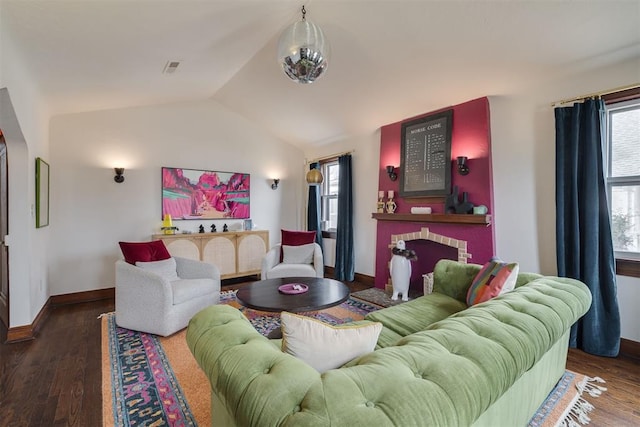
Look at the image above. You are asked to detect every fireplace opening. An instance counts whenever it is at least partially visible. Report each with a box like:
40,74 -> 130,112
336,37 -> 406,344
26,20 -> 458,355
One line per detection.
403,240 -> 458,292
387,227 -> 470,294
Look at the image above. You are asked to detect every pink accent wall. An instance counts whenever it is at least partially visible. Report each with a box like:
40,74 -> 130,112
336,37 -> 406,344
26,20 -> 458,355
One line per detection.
375,97 -> 496,289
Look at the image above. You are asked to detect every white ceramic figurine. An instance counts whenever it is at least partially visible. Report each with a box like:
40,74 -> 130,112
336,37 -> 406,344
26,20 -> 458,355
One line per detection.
390,240 -> 417,301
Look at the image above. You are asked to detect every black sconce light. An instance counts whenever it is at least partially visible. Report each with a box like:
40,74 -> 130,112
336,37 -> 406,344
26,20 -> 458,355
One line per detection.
457,157 -> 469,176
386,165 -> 398,181
271,179 -> 280,190
114,167 -> 125,183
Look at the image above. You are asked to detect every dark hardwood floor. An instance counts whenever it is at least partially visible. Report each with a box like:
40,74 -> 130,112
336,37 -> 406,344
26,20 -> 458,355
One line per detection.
1,281 -> 638,426
566,346 -> 640,426
0,300 -> 111,426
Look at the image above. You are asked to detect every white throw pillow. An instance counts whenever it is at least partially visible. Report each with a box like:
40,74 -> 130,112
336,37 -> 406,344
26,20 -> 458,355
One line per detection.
135,257 -> 179,281
282,243 -> 315,265
280,312 -> 382,373
498,263 -> 520,295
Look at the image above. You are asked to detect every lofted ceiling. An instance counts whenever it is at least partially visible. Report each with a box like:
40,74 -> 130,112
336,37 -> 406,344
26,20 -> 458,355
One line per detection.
2,0 -> 639,148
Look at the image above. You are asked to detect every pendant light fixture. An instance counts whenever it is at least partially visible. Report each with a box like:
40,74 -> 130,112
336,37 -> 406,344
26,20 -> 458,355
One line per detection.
277,5 -> 330,84
306,168 -> 324,185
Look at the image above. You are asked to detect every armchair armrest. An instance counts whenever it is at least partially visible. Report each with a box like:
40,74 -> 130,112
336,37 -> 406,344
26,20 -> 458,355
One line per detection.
261,245 -> 281,278
312,243 -> 324,277
115,260 -> 173,312
175,256 -> 220,281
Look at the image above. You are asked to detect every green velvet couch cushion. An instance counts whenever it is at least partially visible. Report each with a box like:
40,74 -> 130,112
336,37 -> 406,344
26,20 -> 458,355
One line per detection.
365,292 -> 467,347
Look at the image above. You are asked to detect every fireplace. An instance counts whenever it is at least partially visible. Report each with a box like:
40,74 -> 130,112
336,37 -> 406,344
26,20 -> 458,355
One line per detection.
375,97 -> 495,290
386,227 -> 471,294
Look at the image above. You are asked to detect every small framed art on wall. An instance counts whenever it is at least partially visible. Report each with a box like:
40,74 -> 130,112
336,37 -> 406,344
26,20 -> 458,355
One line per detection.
36,157 -> 50,228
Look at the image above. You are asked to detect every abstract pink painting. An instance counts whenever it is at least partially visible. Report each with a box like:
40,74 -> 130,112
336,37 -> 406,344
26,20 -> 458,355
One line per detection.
162,167 -> 250,219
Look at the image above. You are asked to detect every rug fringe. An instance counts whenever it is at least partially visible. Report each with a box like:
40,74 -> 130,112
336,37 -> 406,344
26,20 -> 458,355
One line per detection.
97,312 -> 114,319
557,376 -> 606,426
577,376 -> 607,397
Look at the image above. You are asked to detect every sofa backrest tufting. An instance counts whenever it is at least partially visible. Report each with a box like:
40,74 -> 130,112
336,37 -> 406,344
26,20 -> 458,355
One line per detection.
433,259 -> 543,303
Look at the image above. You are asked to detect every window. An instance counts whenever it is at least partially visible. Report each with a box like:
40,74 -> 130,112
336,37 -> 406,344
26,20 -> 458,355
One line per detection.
320,160 -> 339,234
605,95 -> 640,276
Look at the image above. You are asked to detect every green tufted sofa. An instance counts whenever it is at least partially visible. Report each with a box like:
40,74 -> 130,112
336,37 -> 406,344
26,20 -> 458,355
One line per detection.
187,259 -> 591,427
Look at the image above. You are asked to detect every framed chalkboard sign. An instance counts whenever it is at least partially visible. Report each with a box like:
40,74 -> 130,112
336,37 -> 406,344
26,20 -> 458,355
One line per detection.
400,110 -> 453,198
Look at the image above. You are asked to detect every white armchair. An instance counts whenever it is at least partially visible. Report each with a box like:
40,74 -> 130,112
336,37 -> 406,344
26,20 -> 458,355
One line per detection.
261,243 -> 324,279
115,256 -> 220,336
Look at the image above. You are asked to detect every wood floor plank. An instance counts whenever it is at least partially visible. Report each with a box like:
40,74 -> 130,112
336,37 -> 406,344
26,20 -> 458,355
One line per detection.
0,283 -> 638,426
566,347 -> 640,426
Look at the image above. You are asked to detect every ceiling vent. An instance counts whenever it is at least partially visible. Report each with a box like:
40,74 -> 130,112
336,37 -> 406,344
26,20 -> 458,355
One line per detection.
163,61 -> 180,74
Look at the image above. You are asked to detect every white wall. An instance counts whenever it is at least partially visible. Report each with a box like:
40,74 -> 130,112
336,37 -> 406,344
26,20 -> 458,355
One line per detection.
48,99 -> 305,295
0,9 -> 51,328
490,57 -> 640,342
304,131 -> 381,276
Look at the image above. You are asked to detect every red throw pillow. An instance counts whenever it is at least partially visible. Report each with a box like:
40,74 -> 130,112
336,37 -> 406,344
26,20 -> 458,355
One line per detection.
119,240 -> 171,265
280,230 -> 317,262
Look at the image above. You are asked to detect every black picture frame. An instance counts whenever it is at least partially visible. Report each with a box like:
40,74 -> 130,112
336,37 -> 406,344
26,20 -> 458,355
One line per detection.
400,109 -> 453,198
35,157 -> 50,228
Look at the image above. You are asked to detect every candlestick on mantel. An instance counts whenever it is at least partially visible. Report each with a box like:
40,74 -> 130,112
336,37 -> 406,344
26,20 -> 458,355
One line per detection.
386,191 -> 397,214
377,191 -> 385,213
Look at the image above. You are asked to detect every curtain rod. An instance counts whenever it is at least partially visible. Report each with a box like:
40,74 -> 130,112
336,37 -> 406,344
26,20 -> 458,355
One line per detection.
307,150 -> 354,164
551,83 -> 640,107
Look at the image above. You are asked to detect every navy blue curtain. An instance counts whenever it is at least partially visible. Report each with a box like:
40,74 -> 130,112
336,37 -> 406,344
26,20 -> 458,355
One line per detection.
334,154 -> 354,281
307,162 -> 323,249
555,98 -> 620,357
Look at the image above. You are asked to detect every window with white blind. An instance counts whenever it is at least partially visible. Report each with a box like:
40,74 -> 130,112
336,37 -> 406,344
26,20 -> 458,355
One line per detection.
605,97 -> 640,271
320,160 -> 339,233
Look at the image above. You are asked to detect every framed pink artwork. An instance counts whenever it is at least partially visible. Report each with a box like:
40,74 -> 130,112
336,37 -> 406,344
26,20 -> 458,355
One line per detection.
162,167 -> 250,219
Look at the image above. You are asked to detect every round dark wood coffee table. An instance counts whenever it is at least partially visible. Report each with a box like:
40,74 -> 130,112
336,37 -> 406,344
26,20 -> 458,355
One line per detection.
236,277 -> 350,313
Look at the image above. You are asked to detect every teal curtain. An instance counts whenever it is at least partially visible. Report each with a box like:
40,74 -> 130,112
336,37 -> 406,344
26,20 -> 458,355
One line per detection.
555,98 -> 620,357
307,162 -> 323,249
334,154 -> 354,281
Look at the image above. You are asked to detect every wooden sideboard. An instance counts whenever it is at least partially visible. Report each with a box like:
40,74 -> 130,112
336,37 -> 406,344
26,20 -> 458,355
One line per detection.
153,230 -> 269,280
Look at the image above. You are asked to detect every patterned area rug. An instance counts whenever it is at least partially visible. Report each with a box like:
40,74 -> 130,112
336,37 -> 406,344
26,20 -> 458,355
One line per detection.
221,290 -> 380,336
101,290 -> 381,426
351,287 -> 422,307
529,370 -> 607,427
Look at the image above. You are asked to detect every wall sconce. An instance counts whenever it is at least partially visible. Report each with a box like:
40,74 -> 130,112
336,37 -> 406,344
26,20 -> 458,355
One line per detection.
457,157 -> 469,175
386,165 -> 398,181
271,179 -> 280,190
114,167 -> 125,183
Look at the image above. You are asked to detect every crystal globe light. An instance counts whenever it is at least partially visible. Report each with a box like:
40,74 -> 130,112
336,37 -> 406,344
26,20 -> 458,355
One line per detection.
277,8 -> 330,84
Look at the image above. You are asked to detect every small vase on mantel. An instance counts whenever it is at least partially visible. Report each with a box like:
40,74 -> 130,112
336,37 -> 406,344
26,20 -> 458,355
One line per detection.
385,190 -> 397,214
455,192 -> 474,214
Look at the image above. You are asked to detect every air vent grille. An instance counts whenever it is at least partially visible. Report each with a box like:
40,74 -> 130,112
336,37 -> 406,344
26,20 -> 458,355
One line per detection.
163,61 -> 180,74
